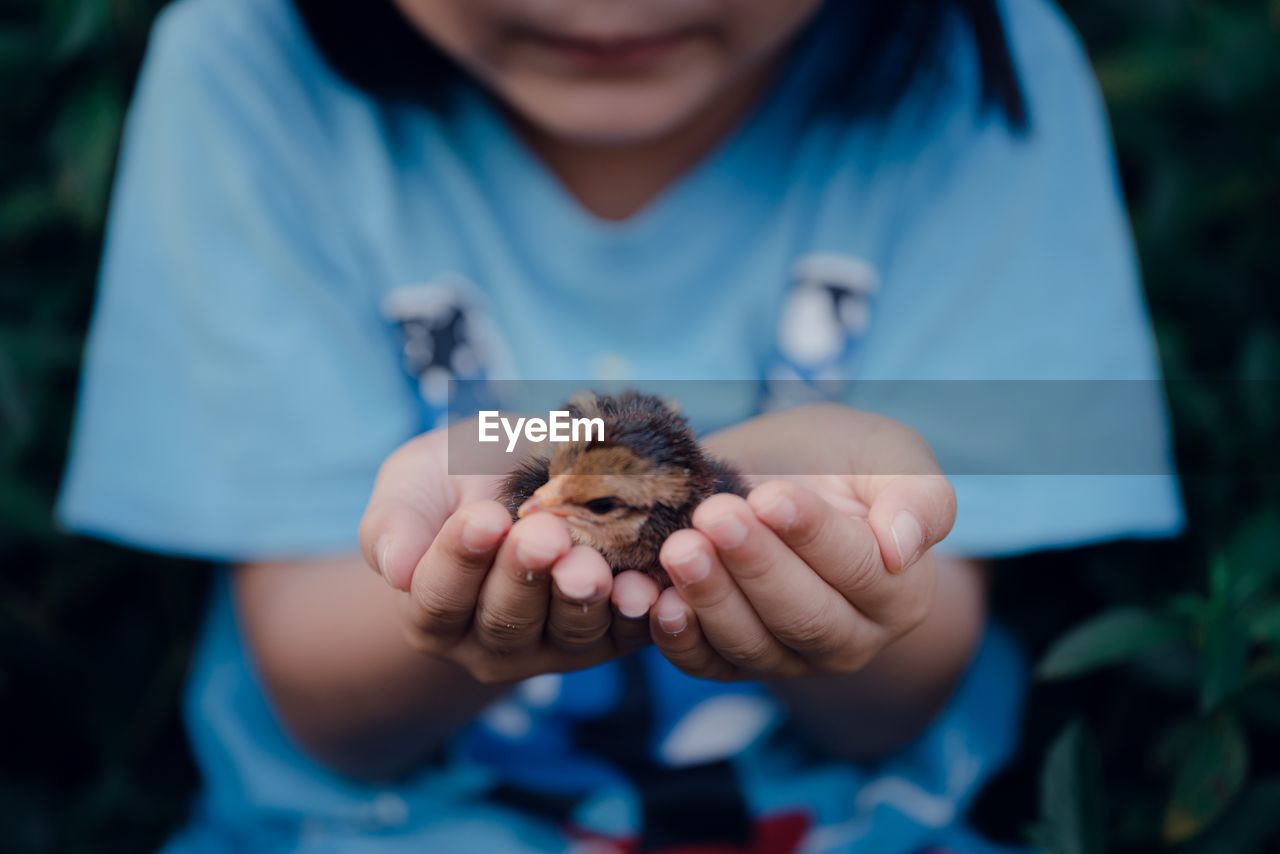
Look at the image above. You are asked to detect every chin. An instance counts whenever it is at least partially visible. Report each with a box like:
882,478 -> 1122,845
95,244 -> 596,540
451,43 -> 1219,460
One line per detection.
504,78 -> 723,147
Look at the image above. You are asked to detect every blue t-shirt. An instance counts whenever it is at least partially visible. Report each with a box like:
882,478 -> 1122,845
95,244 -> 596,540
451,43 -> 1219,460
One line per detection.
57,0 -> 1182,850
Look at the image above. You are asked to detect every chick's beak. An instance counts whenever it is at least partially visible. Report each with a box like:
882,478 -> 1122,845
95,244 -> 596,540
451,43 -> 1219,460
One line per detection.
518,476 -> 570,519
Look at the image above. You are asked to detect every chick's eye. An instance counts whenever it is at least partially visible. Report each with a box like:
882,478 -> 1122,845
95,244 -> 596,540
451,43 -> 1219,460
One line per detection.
583,497 -> 621,515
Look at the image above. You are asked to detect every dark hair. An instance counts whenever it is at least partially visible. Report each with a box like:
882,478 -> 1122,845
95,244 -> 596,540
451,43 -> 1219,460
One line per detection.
292,0 -> 1027,131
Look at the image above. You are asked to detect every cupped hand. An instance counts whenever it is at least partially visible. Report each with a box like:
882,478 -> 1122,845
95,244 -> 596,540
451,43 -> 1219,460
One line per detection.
648,405 -> 957,680
358,426 -> 660,684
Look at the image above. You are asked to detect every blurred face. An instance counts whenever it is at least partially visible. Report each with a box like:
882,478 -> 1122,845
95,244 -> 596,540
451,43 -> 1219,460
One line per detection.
391,0 -> 825,145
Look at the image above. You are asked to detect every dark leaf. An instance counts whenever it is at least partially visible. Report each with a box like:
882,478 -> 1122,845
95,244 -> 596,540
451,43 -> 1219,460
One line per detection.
49,76 -> 125,230
1183,777 -> 1280,854
1248,601 -> 1280,649
1037,607 -> 1182,681
1200,598 -> 1252,711
1163,713 -> 1248,843
1030,720 -> 1106,854
1223,510 -> 1280,606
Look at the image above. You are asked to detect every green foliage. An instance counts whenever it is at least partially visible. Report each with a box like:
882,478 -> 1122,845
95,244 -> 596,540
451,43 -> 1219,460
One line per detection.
1036,607 -> 1182,681
1029,528 -> 1280,847
1161,713 -> 1247,842
1017,4 -> 1280,847
0,0 -> 1277,851
982,0 -> 1280,847
1030,720 -> 1107,854
1,1 -> 203,851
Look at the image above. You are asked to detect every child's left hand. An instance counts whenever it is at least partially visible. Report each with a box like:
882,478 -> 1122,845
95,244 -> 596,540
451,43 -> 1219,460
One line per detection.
645,406 -> 957,680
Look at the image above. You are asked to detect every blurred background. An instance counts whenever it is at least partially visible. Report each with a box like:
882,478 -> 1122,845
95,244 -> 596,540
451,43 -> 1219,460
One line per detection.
1,0 -> 1277,851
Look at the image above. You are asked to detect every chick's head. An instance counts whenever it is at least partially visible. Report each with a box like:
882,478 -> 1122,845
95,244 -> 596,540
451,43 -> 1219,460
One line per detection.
506,391 -> 744,579
517,443 -> 692,561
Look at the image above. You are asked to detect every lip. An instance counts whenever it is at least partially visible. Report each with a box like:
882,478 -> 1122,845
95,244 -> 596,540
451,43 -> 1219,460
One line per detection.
523,29 -> 698,72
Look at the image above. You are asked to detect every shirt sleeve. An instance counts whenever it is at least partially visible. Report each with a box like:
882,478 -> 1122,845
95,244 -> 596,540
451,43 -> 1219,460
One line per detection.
852,0 -> 1183,556
55,2 -> 421,560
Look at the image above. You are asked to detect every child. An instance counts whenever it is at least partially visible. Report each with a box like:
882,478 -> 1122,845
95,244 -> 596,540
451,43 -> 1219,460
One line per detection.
58,0 -> 1182,850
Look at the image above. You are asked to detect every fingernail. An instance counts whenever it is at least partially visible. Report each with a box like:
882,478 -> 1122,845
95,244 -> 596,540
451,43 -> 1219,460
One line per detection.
705,514 -> 748,550
378,537 -> 414,590
657,603 -> 688,635
757,493 -> 797,530
617,594 -> 650,620
557,573 -> 599,602
462,516 -> 504,555
667,548 -> 710,585
516,541 -> 559,568
376,536 -> 393,578
890,511 -> 923,571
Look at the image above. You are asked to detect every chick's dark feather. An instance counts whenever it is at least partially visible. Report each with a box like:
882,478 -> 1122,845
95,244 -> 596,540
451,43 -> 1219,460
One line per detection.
501,455 -> 551,515
498,391 -> 746,585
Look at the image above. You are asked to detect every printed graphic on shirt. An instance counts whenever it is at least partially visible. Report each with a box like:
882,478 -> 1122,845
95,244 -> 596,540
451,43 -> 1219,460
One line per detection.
764,253 -> 879,410
466,650 -> 781,850
382,275 -> 512,424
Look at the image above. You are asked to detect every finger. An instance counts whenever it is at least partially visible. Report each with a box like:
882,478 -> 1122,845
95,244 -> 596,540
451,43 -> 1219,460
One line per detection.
843,420 -> 955,573
650,588 -> 737,680
358,432 -> 456,589
749,481 -> 933,631
473,513 -> 571,655
692,491 -> 870,665
547,546 -> 614,652
404,500 -> 512,643
610,570 -> 660,653
659,528 -> 806,678
361,506 -> 431,590
863,473 -> 956,573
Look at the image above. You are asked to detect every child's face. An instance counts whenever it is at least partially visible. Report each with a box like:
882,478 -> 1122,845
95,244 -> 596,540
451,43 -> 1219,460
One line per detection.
392,0 -> 824,145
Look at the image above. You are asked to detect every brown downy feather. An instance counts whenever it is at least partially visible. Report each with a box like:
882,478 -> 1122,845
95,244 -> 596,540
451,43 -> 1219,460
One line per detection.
498,391 -> 746,585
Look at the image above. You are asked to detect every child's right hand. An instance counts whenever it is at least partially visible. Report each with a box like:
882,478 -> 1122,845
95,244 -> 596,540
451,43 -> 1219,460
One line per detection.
358,427 -> 660,684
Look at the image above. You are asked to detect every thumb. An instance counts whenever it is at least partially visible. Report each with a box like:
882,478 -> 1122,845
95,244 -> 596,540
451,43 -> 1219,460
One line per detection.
358,429 -> 460,590
865,473 -> 957,574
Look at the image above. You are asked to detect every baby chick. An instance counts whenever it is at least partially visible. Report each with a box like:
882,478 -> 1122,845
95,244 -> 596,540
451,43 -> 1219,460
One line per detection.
499,391 -> 746,585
